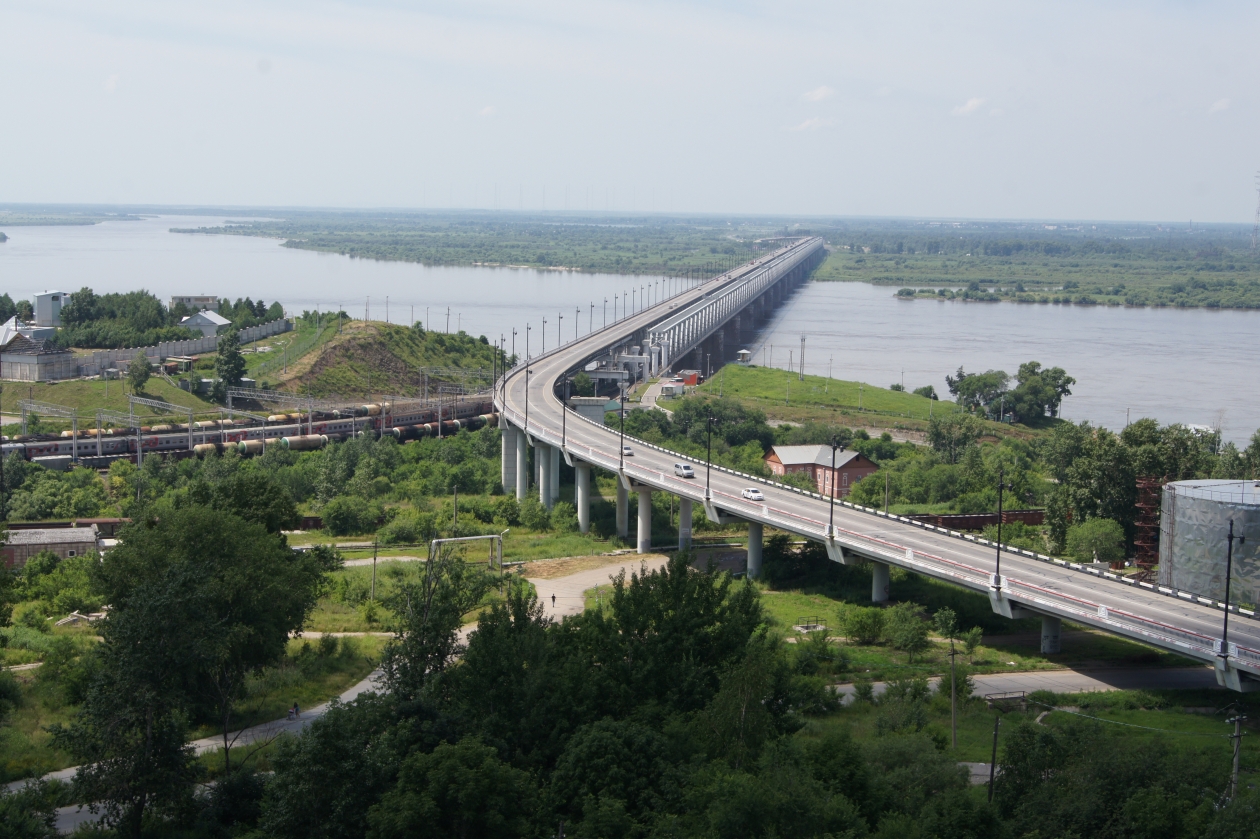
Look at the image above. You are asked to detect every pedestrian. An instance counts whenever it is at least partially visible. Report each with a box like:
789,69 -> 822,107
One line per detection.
551,593 -> 556,607
292,702 -> 301,719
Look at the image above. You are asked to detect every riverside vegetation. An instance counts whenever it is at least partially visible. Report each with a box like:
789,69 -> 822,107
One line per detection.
5,545 -> 1260,838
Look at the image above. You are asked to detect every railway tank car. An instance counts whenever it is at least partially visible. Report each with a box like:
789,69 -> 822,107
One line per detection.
0,399 -> 497,464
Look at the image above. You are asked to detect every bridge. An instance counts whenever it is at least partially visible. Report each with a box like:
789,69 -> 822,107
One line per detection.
494,238 -> 1260,693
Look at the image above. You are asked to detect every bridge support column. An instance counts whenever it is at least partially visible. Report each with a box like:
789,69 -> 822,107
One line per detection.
746,522 -> 763,579
550,445 -> 561,505
1041,615 -> 1062,655
515,429 -> 529,500
678,497 -> 692,551
616,481 -> 629,539
871,561 -> 890,603
637,487 -> 652,554
575,462 -> 591,534
538,443 -> 553,510
501,422 -> 517,492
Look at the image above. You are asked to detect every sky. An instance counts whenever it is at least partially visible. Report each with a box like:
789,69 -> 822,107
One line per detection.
1,1 -> 1255,221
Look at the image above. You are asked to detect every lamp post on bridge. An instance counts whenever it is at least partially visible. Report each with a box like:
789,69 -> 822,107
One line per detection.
994,468 -> 1015,582
542,317 -> 547,353
525,324 -> 531,359
704,414 -> 718,502
557,313 -> 562,348
828,437 -> 845,537
1223,519 -> 1247,661
604,298 -> 608,328
618,384 -> 627,473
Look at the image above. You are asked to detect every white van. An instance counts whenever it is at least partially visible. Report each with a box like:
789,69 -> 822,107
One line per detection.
674,463 -> 695,478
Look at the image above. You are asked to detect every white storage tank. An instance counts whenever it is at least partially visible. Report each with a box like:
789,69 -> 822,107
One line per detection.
1158,480 -> 1260,605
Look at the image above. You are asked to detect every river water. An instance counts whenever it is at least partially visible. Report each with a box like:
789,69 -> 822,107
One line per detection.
2,215 -> 1256,441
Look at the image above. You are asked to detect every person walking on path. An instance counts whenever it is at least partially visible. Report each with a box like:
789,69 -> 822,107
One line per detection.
552,594 -> 556,607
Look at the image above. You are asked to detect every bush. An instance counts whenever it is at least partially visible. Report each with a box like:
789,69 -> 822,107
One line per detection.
883,603 -> 930,662
549,501 -> 579,532
12,602 -> 50,633
519,496 -> 550,531
377,510 -> 438,545
491,495 -> 520,526
322,496 -> 384,536
841,606 -> 885,645
1066,518 -> 1126,564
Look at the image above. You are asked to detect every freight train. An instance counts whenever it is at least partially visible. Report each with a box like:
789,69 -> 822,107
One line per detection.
0,400 -> 498,464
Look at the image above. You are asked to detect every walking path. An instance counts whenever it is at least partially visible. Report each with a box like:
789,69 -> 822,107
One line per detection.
527,556 -> 669,621
834,666 -> 1220,703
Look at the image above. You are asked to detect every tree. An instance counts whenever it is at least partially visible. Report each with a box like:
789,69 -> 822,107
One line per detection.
927,413 -> 982,464
380,546 -> 493,701
573,371 -> 595,397
90,504 -> 339,774
913,385 -> 938,400
1066,517 -> 1126,565
883,603 -> 929,662
215,329 -> 247,388
126,356 -> 150,394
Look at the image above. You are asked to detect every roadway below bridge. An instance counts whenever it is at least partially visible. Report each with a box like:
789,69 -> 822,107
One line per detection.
495,238 -> 1260,693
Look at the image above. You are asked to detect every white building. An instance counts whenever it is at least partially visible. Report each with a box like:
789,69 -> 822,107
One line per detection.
170,295 -> 219,311
34,291 -> 71,327
181,310 -> 232,338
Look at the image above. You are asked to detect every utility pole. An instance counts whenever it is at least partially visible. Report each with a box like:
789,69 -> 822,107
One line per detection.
988,717 -> 1001,802
1229,713 -> 1247,799
799,334 -> 805,381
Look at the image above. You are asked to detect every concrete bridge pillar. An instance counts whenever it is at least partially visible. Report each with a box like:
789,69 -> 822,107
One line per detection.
716,331 -> 725,367
515,429 -> 529,500
1041,615 -> 1062,654
678,497 -> 692,550
746,522 -> 763,579
501,422 -> 517,492
637,487 -> 653,554
575,462 -> 591,534
538,442 -> 553,509
616,480 -> 629,539
550,445 -> 561,505
871,561 -> 890,602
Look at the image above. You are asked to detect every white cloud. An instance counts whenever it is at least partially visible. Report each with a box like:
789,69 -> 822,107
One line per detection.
1209,98 -> 1230,113
788,117 -> 834,132
479,105 -> 495,116
103,73 -> 118,92
952,97 -> 985,116
803,85 -> 834,102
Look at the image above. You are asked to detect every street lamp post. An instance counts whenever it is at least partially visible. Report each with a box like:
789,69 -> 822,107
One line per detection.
1223,519 -> 1247,660
557,313 -> 562,347
828,438 -> 845,537
705,414 -> 717,501
994,468 -> 1015,581
618,385 -> 627,473
542,318 -> 547,353
604,298 -> 608,327
525,324 -> 531,359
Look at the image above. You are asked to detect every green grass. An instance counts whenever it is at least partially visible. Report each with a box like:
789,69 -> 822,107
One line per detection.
188,635 -> 384,739
242,319 -> 340,382
0,376 -> 211,427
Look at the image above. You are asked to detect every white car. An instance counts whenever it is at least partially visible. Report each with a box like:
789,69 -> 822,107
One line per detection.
674,463 -> 695,478
622,445 -> 634,457
741,487 -> 765,501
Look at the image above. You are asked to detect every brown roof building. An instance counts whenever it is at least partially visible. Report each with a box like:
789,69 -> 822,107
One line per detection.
0,334 -> 77,382
2,526 -> 101,570
764,445 -> 878,498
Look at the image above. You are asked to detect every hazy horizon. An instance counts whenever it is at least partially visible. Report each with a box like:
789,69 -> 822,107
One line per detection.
3,1 -> 1256,223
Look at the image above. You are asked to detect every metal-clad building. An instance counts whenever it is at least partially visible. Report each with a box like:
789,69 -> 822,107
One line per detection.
1158,480 -> 1260,605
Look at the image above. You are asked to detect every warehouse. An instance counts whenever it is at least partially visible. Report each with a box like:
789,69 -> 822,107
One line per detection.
1,525 -> 102,570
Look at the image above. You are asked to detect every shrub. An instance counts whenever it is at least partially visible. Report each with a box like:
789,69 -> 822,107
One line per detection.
883,603 -> 930,662
841,606 -> 885,645
1066,518 -> 1126,564
491,495 -> 520,526
322,496 -> 383,536
550,501 -> 579,532
519,496 -> 551,531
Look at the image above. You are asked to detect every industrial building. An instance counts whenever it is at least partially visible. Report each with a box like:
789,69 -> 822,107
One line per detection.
0,334 -> 77,381
34,290 -> 71,327
1159,479 -> 1260,605
170,295 -> 219,311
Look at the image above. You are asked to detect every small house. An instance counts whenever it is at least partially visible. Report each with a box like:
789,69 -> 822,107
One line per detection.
764,444 -> 879,498
2,526 -> 101,570
181,310 -> 232,338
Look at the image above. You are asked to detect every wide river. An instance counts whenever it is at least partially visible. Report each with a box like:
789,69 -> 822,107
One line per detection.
2,215 -> 1257,442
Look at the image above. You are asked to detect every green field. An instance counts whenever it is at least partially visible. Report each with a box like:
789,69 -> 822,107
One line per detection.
0,376 -> 210,428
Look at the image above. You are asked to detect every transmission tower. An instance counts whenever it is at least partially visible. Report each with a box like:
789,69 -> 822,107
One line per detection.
1253,171 -> 1260,252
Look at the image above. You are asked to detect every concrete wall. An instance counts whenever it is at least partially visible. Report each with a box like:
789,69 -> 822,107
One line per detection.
77,318 -> 291,377
1,351 -> 79,382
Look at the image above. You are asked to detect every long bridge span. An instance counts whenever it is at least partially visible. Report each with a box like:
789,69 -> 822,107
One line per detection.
494,238 -> 1260,692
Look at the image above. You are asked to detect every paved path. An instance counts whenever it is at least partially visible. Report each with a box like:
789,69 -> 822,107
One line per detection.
527,556 -> 669,621
834,666 -> 1220,703
639,379 -> 673,417
341,555 -> 424,568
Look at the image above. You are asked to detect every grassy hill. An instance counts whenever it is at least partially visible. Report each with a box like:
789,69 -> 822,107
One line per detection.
275,321 -> 505,398
695,364 -> 1042,440
0,377 -> 209,431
